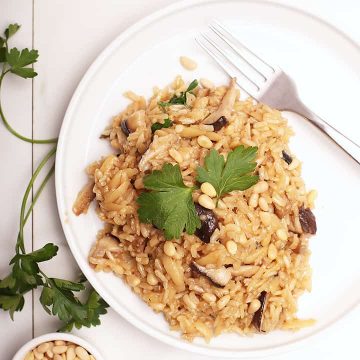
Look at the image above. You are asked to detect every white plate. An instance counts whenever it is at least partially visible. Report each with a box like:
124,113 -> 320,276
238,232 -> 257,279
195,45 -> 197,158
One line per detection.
56,0 -> 360,357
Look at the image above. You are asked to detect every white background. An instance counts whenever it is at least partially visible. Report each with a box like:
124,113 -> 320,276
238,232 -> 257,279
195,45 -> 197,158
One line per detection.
1,0 -> 359,359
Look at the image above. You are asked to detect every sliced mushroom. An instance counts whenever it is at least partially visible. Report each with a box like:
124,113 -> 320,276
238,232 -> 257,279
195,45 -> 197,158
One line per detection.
282,150 -> 293,165
299,207 -> 317,234
212,116 -> 228,131
252,291 -> 268,332
194,204 -> 219,243
72,181 -> 95,215
120,110 -> 147,136
202,78 -> 237,124
190,262 -> 231,287
120,120 -> 131,136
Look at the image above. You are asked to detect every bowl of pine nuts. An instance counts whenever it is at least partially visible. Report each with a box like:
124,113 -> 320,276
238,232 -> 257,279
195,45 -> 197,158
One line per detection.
12,333 -> 104,360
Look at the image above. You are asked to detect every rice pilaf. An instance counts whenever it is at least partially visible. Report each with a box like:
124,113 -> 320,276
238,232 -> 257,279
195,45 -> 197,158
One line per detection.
73,76 -> 317,341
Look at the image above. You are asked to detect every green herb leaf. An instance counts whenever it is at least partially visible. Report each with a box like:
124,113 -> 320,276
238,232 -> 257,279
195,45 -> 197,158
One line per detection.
151,118 -> 173,133
158,79 -> 198,108
0,293 -> 24,320
197,146 -> 259,198
11,67 -> 37,78
4,24 -> 20,39
0,37 -> 4,48
137,163 -> 200,239
6,48 -> 38,67
52,278 -> 85,292
58,291 -> 108,332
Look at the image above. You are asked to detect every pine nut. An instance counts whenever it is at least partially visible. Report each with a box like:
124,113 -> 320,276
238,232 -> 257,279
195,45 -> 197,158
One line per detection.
179,56 -> 197,70
200,78 -> 214,89
198,194 -> 215,209
307,189 -> 317,207
268,243 -> 278,260
249,193 -> 259,208
202,292 -> 217,303
169,148 -> 183,163
75,346 -> 90,360
197,135 -> 213,149
53,346 -> 67,355
217,295 -> 230,310
146,273 -> 159,286
248,299 -> 261,314
127,274 -> 141,287
46,350 -> 54,358
134,177 -> 144,189
238,232 -> 247,245
53,355 -> 62,360
90,356 -> 96,360
258,197 -> 269,211
175,124 -> 184,133
33,350 -> 44,360
37,343 -> 50,353
164,241 -> 176,257
253,181 -> 268,193
54,341 -> 65,346
260,211 -> 272,226
200,182 -> 217,198
226,240 -> 237,255
66,347 -> 76,360
217,199 -> 227,209
276,228 -> 287,241
25,352 -> 35,360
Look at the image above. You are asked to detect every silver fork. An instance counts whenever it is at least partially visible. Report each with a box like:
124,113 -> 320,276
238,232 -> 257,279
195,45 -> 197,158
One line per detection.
196,22 -> 360,165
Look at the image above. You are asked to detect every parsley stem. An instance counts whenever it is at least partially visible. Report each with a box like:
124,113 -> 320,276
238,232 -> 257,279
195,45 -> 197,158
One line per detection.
23,163 -> 55,225
0,72 -> 58,144
16,146 -> 57,254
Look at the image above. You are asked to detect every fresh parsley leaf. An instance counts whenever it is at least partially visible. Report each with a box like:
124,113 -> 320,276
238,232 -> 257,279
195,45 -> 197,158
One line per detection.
52,278 -> 85,292
5,48 -> 39,78
137,163 -> 201,239
40,281 -> 88,322
4,24 -> 20,39
11,67 -> 37,78
151,118 -> 173,133
0,37 -> 4,48
58,291 -> 108,332
158,79 -> 198,108
0,293 -> 24,320
197,146 -> 259,198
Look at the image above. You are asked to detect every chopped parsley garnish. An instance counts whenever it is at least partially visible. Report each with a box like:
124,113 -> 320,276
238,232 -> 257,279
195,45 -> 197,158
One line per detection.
151,118 -> 173,133
158,79 -> 198,108
137,164 -> 201,239
196,146 -> 259,198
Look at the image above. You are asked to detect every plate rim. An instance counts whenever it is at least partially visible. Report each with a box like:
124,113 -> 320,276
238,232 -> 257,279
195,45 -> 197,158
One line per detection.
55,0 -> 360,357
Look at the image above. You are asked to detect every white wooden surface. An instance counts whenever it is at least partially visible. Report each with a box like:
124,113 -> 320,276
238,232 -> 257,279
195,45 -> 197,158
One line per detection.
1,0 -> 359,359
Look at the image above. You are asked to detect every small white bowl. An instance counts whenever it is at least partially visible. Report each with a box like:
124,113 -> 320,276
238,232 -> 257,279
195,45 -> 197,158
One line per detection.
12,332 -> 104,360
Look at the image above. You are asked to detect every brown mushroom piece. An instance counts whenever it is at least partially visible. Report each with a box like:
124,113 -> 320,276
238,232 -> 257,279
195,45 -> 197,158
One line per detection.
299,206 -> 317,234
282,150 -> 293,165
194,203 -> 219,243
120,120 -> 131,136
252,291 -> 268,332
190,261 -> 231,288
202,77 -> 237,124
212,116 -> 228,131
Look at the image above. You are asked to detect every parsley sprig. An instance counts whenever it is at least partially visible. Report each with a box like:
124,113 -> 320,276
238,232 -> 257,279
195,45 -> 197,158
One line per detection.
137,146 -> 259,239
0,23 -> 108,330
158,79 -> 198,108
137,164 -> 201,239
197,146 -> 259,199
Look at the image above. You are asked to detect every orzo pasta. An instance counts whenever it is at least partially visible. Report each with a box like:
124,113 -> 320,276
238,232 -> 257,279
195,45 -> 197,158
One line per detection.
74,76 -> 317,341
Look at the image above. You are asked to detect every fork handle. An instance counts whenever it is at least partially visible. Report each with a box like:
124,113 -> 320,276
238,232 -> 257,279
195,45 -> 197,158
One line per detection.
286,100 -> 360,165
